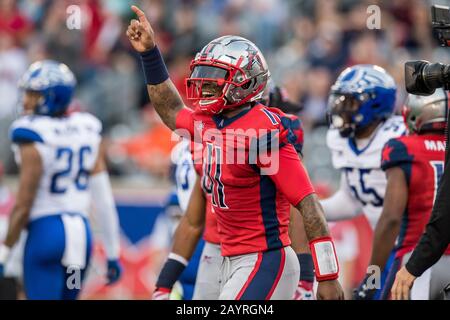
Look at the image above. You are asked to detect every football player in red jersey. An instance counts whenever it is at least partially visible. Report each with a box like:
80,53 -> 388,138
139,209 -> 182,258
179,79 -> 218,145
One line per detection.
154,97 -> 315,300
154,112 -> 316,300
126,6 -> 343,300
354,89 -> 450,300
161,84 -> 314,300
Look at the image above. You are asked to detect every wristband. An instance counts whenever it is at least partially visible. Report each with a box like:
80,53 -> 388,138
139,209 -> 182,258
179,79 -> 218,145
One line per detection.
155,254 -> 187,290
0,244 -> 11,264
297,253 -> 315,282
309,237 -> 339,281
140,46 -> 169,85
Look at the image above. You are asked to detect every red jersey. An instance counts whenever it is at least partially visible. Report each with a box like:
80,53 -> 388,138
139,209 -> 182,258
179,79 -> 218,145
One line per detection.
203,197 -> 220,244
381,134 -> 450,258
177,103 -> 314,256
190,139 -> 221,245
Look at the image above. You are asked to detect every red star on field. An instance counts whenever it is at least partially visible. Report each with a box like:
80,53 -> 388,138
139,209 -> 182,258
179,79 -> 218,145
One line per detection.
80,239 -> 161,300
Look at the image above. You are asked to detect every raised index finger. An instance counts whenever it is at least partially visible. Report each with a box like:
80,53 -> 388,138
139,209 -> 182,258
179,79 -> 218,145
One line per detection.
131,5 -> 148,24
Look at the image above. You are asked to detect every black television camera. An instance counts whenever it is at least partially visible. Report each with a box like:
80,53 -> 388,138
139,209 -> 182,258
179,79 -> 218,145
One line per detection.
405,5 -> 450,95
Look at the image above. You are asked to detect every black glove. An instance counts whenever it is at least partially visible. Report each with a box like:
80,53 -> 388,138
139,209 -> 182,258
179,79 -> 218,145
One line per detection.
268,86 -> 303,114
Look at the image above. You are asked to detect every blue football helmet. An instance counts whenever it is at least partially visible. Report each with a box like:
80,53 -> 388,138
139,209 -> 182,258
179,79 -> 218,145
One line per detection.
19,60 -> 76,117
327,64 -> 396,137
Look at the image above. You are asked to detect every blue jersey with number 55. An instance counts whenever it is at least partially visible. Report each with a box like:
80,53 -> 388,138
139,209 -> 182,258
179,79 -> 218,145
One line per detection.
9,112 -> 102,221
327,116 -> 406,227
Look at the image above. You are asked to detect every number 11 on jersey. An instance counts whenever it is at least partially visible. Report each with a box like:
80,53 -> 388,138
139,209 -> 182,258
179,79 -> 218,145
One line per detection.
202,142 -> 228,209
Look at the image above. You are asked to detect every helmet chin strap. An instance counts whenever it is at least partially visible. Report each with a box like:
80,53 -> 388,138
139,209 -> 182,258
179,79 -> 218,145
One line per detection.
199,99 -> 219,107
331,111 -> 385,139
35,102 -> 50,116
338,126 -> 355,138
338,121 -> 375,139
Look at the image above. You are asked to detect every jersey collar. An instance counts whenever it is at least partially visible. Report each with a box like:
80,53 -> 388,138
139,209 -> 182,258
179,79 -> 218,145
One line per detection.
212,105 -> 253,129
348,121 -> 385,155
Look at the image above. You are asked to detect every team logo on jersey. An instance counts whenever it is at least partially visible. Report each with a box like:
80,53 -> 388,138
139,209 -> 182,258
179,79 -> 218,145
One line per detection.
202,255 -> 214,264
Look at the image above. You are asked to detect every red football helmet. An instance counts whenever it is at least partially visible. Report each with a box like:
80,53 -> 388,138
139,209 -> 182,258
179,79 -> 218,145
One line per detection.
185,35 -> 270,114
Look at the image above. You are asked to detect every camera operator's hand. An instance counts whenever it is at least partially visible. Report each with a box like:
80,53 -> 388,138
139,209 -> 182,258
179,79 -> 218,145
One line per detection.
126,6 -> 156,53
391,266 -> 416,300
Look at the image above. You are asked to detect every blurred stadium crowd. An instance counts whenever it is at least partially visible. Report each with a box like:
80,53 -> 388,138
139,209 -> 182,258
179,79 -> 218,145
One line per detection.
1,0 -> 450,299
1,0 -> 449,184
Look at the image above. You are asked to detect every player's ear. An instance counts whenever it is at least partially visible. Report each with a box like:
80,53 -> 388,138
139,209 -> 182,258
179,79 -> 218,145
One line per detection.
23,91 -> 43,114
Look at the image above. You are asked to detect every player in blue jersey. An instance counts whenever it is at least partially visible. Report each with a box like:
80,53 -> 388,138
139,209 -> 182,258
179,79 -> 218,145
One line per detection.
151,145 -> 205,300
0,60 -> 122,299
319,64 -> 406,299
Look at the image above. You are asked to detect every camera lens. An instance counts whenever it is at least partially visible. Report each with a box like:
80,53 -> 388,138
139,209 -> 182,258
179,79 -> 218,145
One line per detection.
422,63 -> 448,91
405,61 -> 433,95
405,60 -> 450,95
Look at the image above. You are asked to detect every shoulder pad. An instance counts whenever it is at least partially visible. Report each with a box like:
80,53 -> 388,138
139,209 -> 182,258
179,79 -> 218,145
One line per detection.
171,139 -> 191,165
326,128 -> 347,169
71,112 -> 103,134
9,116 -> 45,144
326,128 -> 344,151
381,137 -> 413,171
380,116 -> 407,137
279,114 -> 304,154
256,106 -> 304,154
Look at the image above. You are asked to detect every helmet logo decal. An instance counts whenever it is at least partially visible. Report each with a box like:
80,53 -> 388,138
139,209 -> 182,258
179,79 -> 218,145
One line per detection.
328,64 -> 397,137
202,43 -> 215,58
247,51 -> 256,70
